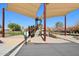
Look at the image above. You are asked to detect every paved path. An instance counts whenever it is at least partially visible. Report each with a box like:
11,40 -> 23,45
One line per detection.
0,34 -> 79,56
29,36 -> 70,43
53,34 -> 79,43
16,36 -> 79,56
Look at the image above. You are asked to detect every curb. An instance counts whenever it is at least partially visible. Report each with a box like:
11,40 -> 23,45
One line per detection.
10,42 -> 24,56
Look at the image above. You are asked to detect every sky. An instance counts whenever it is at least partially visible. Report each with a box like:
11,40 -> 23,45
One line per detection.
0,3 -> 79,29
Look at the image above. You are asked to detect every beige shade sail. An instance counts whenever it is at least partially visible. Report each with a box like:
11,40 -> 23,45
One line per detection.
7,3 -> 40,18
46,3 -> 79,18
7,3 -> 79,18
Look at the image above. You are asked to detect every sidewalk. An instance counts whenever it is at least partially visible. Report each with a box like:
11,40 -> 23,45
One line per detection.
0,35 -> 24,56
29,36 -> 70,43
0,34 -> 78,56
53,34 -> 79,43
28,34 -> 79,44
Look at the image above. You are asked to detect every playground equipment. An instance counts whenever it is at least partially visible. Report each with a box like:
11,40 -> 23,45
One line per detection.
1,3 -> 79,41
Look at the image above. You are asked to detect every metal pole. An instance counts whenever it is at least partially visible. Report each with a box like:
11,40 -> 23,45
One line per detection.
2,8 -> 5,37
35,18 -> 37,26
40,19 -> 42,25
65,15 -> 67,36
35,18 -> 38,30
44,3 -> 46,41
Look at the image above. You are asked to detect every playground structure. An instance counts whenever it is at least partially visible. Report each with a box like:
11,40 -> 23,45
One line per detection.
1,3 -> 79,41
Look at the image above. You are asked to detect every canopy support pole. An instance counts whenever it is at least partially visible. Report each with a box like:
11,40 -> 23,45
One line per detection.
64,15 -> 67,36
35,18 -> 38,27
44,3 -> 46,41
2,8 -> 5,37
35,18 -> 38,30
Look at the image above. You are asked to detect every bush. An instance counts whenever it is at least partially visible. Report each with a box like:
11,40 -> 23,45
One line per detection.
0,30 -> 2,34
7,31 -> 23,36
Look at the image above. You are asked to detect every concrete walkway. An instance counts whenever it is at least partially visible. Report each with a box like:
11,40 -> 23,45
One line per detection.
0,35 -> 24,56
53,34 -> 79,43
0,34 -> 79,56
28,34 -> 79,44
29,36 -> 70,43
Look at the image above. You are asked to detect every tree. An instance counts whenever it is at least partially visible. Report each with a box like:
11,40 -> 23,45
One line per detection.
74,20 -> 79,33
0,24 -> 2,33
14,24 -> 21,31
55,21 -> 63,28
8,23 -> 21,31
76,20 -> 79,26
0,24 -> 1,28
55,21 -> 63,31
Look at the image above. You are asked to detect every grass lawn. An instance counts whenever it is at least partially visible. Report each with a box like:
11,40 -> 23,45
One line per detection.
6,31 -> 23,36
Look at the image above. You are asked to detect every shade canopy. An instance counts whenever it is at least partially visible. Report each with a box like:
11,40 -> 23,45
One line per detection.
7,3 -> 79,18
46,3 -> 79,18
7,3 -> 40,18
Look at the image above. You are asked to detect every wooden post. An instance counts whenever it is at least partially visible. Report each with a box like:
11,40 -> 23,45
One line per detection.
65,15 -> 67,36
2,8 -> 5,37
44,3 -> 46,41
